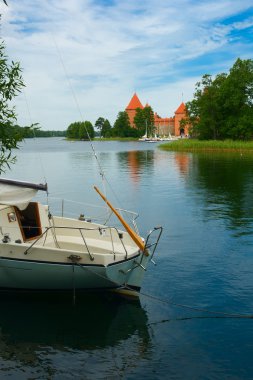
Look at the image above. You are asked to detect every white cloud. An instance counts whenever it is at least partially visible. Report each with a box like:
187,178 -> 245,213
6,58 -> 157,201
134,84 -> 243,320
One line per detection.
0,0 -> 252,129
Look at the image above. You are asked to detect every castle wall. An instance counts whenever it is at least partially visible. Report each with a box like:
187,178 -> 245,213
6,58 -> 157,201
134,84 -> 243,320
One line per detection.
125,93 -> 189,136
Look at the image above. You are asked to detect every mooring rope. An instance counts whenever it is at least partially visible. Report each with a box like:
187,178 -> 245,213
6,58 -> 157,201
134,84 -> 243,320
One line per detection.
138,290 -> 253,319
74,262 -> 253,320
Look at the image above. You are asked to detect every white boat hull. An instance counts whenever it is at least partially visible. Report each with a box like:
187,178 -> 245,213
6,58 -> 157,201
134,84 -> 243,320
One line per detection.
0,252 -> 149,291
0,180 -> 162,294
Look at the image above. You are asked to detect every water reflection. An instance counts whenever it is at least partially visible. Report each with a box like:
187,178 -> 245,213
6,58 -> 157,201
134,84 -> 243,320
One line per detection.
0,292 -> 150,368
174,153 -> 191,175
117,150 -> 154,185
175,152 -> 253,234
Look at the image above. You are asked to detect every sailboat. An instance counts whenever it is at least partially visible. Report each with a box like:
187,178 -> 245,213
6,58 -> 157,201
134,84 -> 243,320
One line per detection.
138,120 -> 149,141
0,177 -> 162,293
138,121 -> 161,142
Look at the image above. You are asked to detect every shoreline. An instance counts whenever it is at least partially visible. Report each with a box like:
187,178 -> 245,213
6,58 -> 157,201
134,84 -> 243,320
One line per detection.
159,139 -> 253,152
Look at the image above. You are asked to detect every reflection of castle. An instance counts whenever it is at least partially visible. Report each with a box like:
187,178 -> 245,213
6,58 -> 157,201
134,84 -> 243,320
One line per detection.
125,93 -> 189,136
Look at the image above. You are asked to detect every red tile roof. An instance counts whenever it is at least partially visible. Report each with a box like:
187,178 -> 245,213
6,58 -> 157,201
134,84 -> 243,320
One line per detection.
175,102 -> 185,114
126,93 -> 144,110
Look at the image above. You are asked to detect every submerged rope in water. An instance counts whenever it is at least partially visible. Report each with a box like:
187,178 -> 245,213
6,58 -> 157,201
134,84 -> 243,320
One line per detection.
74,262 -> 253,320
139,290 -> 253,320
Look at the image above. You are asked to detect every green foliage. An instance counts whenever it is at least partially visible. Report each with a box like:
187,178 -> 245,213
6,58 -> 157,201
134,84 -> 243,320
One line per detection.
66,121 -> 94,140
102,119 -> 112,137
22,125 -> 67,138
133,106 -> 155,137
0,41 -> 25,171
95,117 -> 112,137
159,139 -> 253,152
95,117 -> 105,137
133,108 -> 145,135
112,111 -> 136,137
186,58 -> 253,140
111,107 -> 155,138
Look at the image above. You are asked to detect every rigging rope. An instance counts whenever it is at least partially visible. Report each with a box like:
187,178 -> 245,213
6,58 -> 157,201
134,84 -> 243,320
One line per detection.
22,88 -> 49,209
51,36 -> 108,199
22,89 -> 47,184
51,35 -> 135,226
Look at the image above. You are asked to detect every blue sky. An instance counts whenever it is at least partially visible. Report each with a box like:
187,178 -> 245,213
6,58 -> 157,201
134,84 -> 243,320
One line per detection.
1,0 -> 253,130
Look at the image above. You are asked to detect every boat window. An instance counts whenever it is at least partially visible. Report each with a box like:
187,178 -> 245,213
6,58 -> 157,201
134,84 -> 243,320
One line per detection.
7,212 -> 17,222
15,202 -> 42,241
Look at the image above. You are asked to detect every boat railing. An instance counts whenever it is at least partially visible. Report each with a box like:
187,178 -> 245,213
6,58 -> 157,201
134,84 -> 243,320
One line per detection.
102,207 -> 140,235
24,225 -> 130,260
42,196 -> 140,235
141,226 -> 163,266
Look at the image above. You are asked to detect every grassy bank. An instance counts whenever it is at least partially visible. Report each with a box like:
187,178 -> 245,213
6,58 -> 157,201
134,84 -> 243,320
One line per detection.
159,139 -> 253,152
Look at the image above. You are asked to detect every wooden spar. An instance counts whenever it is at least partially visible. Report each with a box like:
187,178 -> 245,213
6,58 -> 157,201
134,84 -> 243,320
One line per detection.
94,186 -> 145,252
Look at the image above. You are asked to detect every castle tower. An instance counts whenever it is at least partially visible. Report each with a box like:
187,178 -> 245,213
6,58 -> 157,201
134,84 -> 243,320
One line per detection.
174,102 -> 189,136
125,93 -> 144,127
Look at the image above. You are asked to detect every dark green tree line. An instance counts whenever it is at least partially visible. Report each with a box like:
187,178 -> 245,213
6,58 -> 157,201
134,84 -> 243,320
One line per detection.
186,58 -> 253,140
22,126 -> 66,138
66,121 -> 94,140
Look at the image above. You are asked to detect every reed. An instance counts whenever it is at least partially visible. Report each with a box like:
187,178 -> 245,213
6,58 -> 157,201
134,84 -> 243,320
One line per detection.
159,139 -> 253,152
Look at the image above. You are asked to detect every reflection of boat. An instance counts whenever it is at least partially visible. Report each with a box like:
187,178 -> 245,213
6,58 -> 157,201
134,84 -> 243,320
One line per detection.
0,292 -> 150,360
146,138 -> 161,143
0,178 -> 162,293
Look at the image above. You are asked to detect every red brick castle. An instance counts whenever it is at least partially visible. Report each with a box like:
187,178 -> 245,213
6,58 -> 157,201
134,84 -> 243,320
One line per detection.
125,93 -> 189,137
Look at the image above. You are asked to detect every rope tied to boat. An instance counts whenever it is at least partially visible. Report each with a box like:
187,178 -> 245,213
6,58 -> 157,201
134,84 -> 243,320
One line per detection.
73,262 -> 253,320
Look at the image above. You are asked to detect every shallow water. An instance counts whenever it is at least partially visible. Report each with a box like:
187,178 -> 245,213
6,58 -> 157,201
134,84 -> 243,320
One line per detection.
1,138 -> 253,379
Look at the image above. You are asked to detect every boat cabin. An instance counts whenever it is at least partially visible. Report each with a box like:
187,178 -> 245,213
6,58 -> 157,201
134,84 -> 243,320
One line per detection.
0,178 -> 48,243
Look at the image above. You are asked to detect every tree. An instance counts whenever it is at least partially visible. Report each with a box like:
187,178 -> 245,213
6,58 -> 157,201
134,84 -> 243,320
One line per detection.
112,111 -> 134,137
186,73 -> 228,139
186,58 -> 253,140
95,117 -> 105,137
0,41 -> 25,171
133,105 -> 155,137
101,119 -> 112,137
133,108 -> 145,136
66,122 -> 79,139
221,59 -> 253,140
95,117 -> 112,137
66,121 -> 94,140
79,121 -> 94,140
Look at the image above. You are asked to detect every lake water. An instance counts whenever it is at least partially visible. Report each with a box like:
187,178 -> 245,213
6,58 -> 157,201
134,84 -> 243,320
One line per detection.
1,138 -> 253,379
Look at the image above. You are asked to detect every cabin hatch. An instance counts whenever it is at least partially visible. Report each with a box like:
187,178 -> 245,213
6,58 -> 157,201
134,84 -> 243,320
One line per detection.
15,202 -> 42,241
